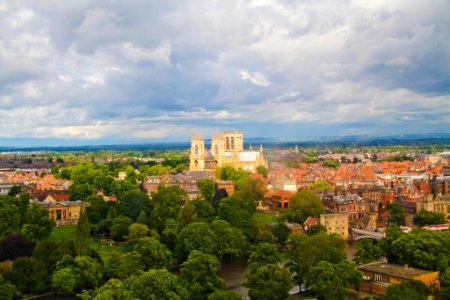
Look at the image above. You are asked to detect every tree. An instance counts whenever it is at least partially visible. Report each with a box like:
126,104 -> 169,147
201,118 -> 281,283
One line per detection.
387,203 -> 405,226
75,208 -> 91,255
413,209 -> 446,226
179,250 -> 225,300
7,185 -> 22,197
74,255 -> 104,290
211,220 -> 249,260
177,202 -> 197,228
0,199 -> 21,239
131,237 -> 172,270
248,242 -> 281,271
0,234 -> 33,261
52,267 -> 82,295
378,225 -> 404,264
110,216 -> 133,242
440,267 -> 450,299
306,260 -> 362,300
271,222 -> 291,245
127,223 -> 150,242
117,191 -> 152,221
306,224 -> 327,236
388,229 -> 450,272
198,179 -> 215,202
150,185 -> 187,232
353,239 -> 382,265
174,222 -> 218,262
136,210 -> 150,227
218,193 -> 259,240
0,275 -> 19,300
207,290 -> 243,300
255,166 -> 268,178
11,257 -> 49,294
384,281 -> 430,300
285,233 -> 346,287
21,203 -> 55,242
68,183 -> 92,201
309,180 -> 332,191
126,269 -> 187,300
284,190 -> 324,224
244,264 -> 293,300
80,278 -> 133,300
322,159 -> 340,169
192,200 -> 216,222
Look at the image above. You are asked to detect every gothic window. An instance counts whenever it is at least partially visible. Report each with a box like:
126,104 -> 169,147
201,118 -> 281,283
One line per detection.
215,145 -> 218,155
195,160 -> 198,167
231,137 -> 235,150
195,145 -> 198,155
226,137 -> 230,150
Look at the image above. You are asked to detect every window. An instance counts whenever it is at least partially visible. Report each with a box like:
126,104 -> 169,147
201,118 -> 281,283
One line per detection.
215,145 -> 218,155
226,137 -> 230,150
195,145 -> 198,155
231,137 -> 235,150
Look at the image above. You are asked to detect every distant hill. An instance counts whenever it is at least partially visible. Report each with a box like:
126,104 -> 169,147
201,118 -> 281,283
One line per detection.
0,133 -> 449,152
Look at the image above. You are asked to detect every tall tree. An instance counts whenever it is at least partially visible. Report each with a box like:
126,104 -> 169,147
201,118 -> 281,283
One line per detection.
126,269 -> 188,300
179,250 -> 225,300
211,220 -> 249,260
174,222 -> 218,262
306,260 -> 362,300
244,264 -> 293,300
284,190 -> 324,224
21,203 -> 55,242
387,202 -> 405,226
285,233 -> 346,287
75,208 -> 91,255
131,237 -> 172,270
0,234 -> 33,261
353,239 -> 382,265
198,179 -> 215,202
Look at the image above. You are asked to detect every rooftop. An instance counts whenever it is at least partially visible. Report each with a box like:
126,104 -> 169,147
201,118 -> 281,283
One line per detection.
358,262 -> 437,280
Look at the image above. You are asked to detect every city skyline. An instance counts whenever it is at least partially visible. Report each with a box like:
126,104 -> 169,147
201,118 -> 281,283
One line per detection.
1,0 -> 449,147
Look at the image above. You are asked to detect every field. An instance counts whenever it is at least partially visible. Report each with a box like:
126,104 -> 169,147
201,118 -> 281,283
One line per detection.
49,224 -> 77,241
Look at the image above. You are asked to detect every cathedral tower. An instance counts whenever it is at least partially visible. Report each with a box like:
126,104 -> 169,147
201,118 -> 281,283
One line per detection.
189,133 -> 205,171
211,131 -> 225,166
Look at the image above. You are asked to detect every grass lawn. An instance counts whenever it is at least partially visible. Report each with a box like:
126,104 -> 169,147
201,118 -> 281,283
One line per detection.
49,224 -> 77,242
254,212 -> 279,228
90,240 -> 135,273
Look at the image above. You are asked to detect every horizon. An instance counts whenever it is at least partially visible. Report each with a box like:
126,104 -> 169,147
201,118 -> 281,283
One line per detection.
1,1 -> 449,147
1,132 -> 450,149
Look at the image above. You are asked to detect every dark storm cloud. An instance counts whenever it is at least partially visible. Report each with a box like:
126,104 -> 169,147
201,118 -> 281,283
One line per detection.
0,0 -> 448,145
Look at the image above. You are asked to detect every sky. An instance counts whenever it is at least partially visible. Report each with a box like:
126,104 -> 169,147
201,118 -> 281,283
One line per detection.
0,0 -> 449,147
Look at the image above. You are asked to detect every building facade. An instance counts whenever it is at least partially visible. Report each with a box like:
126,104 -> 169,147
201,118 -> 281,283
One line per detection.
189,131 -> 267,172
358,262 -> 440,296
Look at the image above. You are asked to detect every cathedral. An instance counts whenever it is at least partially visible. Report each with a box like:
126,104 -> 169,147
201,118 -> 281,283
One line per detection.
189,131 -> 267,172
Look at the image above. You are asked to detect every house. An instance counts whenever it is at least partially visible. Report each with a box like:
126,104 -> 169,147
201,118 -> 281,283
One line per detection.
265,190 -> 295,209
39,201 -> 89,225
303,216 -> 320,231
358,262 -> 440,296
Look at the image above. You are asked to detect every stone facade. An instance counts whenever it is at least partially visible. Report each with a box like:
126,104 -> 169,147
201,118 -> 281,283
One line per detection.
189,131 -> 267,172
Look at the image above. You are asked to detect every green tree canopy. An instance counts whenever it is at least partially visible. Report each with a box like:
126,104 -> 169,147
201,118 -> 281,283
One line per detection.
179,250 -> 225,300
117,190 -> 152,221
150,185 -> 187,232
384,280 -> 430,300
21,203 -> 55,242
353,239 -> 382,265
306,260 -> 362,300
413,209 -> 446,226
244,263 -> 293,300
284,190 -> 324,224
174,222 -> 218,262
211,220 -> 249,260
285,233 -> 346,287
131,237 -> 172,270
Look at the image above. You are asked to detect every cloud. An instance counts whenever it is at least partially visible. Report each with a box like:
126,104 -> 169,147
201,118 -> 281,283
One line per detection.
0,0 -> 449,146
